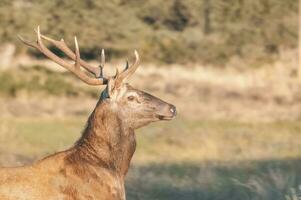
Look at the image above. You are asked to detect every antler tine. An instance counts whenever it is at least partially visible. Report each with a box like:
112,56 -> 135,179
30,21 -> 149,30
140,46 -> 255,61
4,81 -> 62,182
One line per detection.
19,26 -> 106,86
17,35 -> 40,50
98,49 -> 105,77
116,50 -> 140,83
98,49 -> 119,80
101,49 -> 105,67
114,67 -> 120,78
125,60 -> 129,71
130,50 -> 140,74
74,36 -> 80,70
37,30 -> 101,77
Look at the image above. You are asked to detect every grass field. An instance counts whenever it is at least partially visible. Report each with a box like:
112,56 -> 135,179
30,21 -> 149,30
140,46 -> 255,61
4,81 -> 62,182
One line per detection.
1,116 -> 301,200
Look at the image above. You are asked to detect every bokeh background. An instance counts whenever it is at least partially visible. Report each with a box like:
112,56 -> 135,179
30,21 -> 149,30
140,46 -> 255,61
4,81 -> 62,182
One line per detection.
0,0 -> 301,199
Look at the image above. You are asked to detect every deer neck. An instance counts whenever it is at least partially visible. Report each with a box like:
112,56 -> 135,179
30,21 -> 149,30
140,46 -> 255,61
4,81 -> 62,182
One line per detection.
69,101 -> 136,177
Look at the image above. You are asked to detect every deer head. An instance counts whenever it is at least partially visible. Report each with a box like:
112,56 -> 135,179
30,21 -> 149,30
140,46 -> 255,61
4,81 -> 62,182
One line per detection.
19,27 -> 176,130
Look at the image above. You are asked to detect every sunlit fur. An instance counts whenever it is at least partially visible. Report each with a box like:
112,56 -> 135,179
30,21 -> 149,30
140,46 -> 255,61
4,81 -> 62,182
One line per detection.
0,83 -> 176,200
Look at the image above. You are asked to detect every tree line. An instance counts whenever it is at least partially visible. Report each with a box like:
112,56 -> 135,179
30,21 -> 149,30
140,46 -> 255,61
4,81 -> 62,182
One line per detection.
0,0 -> 297,67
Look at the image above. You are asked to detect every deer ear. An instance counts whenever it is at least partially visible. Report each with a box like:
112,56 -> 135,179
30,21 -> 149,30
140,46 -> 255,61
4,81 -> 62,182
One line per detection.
107,78 -> 116,98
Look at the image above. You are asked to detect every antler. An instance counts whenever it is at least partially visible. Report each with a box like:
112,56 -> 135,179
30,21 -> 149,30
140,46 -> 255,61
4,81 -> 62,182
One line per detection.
115,50 -> 140,86
18,26 -> 140,86
18,26 -> 106,85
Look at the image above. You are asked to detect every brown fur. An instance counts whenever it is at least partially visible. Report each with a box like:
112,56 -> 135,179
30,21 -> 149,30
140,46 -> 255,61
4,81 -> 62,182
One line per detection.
0,83 -> 176,200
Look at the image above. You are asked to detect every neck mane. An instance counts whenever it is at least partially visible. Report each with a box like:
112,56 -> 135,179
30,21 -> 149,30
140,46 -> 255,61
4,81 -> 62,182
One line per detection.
65,100 -> 136,177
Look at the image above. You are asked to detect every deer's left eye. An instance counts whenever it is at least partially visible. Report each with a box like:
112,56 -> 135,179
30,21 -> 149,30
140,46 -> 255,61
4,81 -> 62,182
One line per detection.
127,96 -> 136,101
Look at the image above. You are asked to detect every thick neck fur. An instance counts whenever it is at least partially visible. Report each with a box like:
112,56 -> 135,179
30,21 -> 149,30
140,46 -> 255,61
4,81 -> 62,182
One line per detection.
66,99 -> 136,178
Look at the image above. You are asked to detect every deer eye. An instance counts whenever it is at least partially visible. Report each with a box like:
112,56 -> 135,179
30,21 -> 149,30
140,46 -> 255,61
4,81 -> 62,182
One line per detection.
127,96 -> 136,101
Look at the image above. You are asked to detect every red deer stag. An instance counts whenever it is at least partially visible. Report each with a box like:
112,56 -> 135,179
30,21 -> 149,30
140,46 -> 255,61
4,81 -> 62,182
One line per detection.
0,27 -> 176,200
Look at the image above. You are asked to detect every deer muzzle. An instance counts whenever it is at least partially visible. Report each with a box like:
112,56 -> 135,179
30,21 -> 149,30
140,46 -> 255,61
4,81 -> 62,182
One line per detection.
157,104 -> 177,120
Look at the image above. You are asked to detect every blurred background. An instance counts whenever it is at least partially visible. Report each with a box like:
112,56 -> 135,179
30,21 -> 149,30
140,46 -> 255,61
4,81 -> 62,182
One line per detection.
0,0 -> 301,199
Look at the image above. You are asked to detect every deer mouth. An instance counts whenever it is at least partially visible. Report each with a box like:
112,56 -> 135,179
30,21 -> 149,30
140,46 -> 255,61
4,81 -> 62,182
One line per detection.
157,115 -> 175,120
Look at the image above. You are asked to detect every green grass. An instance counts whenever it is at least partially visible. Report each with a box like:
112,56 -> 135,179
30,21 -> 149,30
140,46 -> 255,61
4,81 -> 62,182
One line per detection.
0,118 -> 84,159
0,117 -> 301,199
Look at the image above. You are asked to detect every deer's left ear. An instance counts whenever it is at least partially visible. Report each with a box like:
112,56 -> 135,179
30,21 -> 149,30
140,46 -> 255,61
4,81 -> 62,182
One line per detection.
107,78 -> 127,101
107,78 -> 116,98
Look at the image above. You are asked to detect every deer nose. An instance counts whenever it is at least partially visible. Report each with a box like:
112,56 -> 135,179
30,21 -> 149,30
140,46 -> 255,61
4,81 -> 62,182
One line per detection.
169,105 -> 177,117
